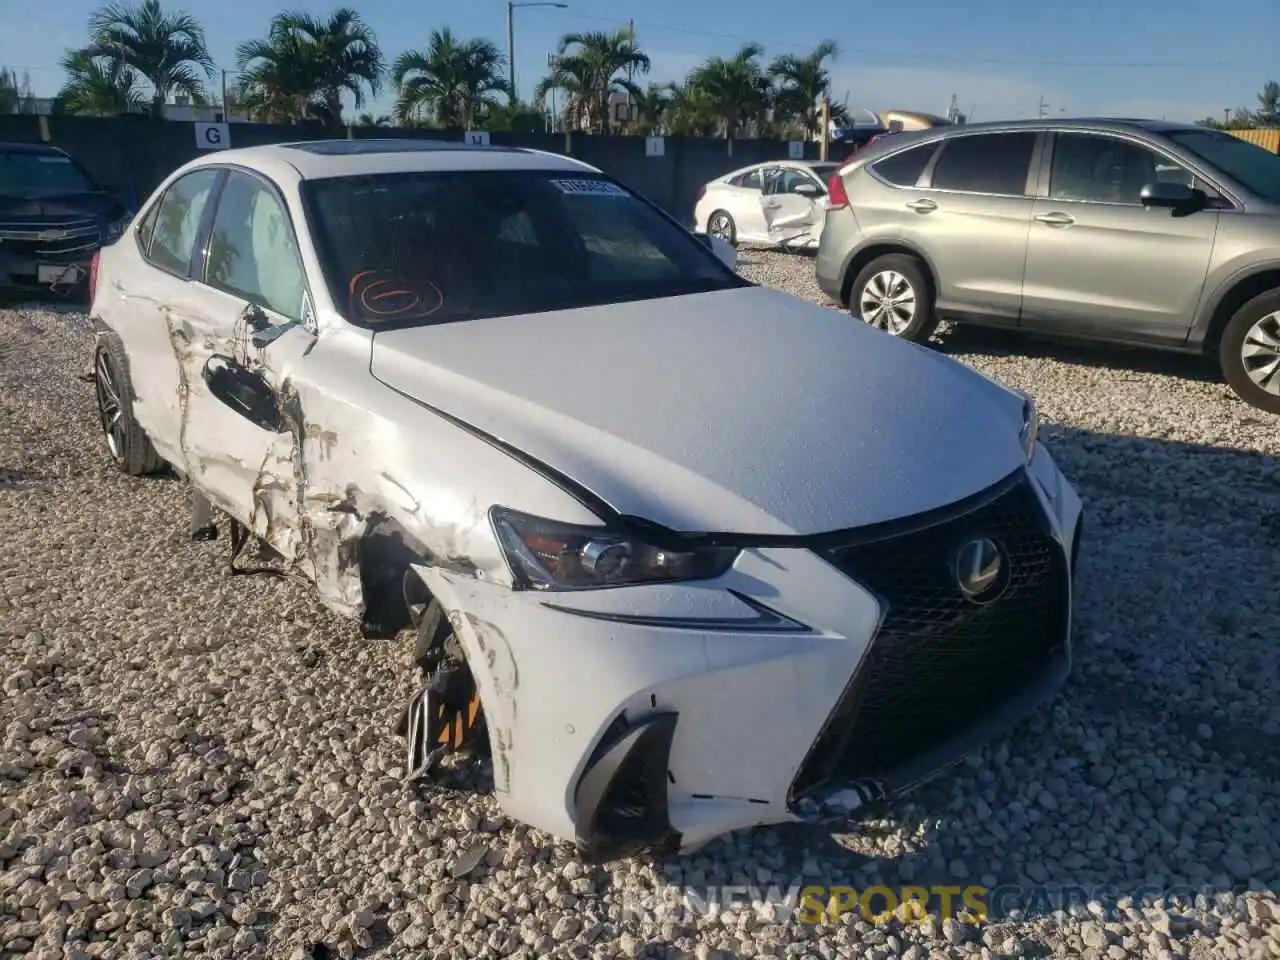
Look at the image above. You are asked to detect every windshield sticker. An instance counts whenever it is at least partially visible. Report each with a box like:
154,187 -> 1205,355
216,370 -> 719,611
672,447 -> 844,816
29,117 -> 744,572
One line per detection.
38,156 -> 73,164
550,178 -> 628,197
348,270 -> 443,323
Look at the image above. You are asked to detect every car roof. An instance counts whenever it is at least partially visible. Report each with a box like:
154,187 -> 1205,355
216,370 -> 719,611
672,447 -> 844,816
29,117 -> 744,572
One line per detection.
716,158 -> 837,181
844,117 -> 1211,168
185,138 -> 600,180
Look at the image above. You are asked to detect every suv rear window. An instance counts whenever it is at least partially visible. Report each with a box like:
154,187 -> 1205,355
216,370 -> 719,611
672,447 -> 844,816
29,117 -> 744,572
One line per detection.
930,133 -> 1037,196
304,170 -> 748,327
0,150 -> 97,196
870,144 -> 935,187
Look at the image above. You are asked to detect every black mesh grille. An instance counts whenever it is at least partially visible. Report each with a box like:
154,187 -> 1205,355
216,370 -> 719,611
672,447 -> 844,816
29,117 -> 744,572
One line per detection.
792,471 -> 1068,799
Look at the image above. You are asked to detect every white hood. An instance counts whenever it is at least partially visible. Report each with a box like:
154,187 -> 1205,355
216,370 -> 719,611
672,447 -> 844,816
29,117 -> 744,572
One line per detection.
369,286 -> 1027,536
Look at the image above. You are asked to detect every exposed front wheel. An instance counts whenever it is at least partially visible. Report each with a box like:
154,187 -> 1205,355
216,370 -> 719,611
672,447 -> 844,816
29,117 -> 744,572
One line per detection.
706,210 -> 737,246
93,333 -> 164,476
849,254 -> 939,342
1219,290 -> 1280,415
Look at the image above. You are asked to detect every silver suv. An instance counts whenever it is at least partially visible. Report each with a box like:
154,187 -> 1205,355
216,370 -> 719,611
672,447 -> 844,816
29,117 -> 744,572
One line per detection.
815,119 -> 1280,413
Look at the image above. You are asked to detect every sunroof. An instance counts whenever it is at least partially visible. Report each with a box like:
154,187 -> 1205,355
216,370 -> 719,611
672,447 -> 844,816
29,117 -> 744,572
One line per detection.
279,139 -> 522,156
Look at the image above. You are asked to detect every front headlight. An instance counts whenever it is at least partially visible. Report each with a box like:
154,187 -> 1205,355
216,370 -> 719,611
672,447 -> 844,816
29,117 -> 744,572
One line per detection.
491,507 -> 740,590
1015,389 -> 1039,461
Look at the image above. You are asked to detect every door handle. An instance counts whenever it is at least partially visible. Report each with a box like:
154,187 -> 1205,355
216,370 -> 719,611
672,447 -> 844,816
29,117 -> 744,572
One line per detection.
906,198 -> 937,213
763,200 -> 780,209
1035,212 -> 1075,227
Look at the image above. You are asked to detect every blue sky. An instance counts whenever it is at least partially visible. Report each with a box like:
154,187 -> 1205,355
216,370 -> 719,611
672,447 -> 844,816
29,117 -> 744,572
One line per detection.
1,0 -> 1275,122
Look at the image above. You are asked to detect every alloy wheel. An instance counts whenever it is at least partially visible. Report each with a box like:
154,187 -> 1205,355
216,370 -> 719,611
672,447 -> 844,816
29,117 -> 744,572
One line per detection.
708,214 -> 732,241
95,348 -> 126,462
858,269 -> 916,335
1241,310 -> 1280,397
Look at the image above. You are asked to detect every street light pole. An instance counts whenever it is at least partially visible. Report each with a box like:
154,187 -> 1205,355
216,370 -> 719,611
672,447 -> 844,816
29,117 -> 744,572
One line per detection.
506,1 -> 567,106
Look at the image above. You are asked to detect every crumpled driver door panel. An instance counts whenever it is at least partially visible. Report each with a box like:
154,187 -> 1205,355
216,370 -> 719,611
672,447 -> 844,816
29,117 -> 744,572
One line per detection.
760,193 -> 823,247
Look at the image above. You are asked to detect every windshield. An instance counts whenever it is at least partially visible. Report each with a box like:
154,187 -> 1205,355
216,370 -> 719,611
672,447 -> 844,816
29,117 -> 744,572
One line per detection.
303,169 -> 748,328
0,150 -> 97,196
1165,128 -> 1280,203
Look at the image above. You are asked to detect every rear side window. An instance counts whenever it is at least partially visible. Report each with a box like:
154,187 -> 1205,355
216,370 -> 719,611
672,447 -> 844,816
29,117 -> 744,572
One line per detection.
930,133 -> 1037,196
869,144 -> 936,187
147,169 -> 221,275
731,169 -> 762,190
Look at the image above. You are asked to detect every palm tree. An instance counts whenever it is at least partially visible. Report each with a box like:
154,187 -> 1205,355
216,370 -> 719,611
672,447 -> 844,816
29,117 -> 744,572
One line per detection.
0,69 -> 24,114
56,49 -> 148,115
85,0 -> 213,117
536,29 -> 649,134
1255,81 -> 1280,126
638,81 -> 717,137
686,43 -> 773,139
356,111 -> 391,126
391,28 -> 505,128
236,8 -> 384,127
770,41 -> 837,138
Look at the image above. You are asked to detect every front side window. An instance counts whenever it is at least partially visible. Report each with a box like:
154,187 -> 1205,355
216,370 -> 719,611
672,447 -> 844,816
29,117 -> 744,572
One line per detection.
304,170 -> 748,328
0,150 -> 97,196
204,171 -> 309,323
930,133 -> 1036,196
1050,134 -> 1188,205
147,169 -> 221,276
1166,127 -> 1280,203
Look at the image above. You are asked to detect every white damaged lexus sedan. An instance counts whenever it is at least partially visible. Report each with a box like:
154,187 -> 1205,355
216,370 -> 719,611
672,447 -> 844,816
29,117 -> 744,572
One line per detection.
88,139 -> 1083,861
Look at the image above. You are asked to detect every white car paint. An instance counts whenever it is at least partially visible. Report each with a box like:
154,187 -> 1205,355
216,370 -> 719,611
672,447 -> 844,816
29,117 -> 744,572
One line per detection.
693,160 -> 840,249
90,140 -> 1083,861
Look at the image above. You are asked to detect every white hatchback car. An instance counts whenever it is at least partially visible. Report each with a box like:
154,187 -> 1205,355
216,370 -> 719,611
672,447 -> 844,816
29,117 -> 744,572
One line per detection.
693,160 -> 843,249
89,139 -> 1083,861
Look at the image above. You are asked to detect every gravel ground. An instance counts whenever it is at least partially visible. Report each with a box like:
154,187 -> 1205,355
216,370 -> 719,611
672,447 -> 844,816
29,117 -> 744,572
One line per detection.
2,253 -> 1279,960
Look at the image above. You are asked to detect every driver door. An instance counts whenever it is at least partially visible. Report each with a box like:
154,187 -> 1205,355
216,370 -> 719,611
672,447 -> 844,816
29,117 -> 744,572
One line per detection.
760,166 -> 825,244
176,168 -> 317,557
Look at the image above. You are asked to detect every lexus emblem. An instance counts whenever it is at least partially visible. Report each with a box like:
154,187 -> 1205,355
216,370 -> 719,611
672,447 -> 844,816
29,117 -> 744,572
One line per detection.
954,537 -> 1007,603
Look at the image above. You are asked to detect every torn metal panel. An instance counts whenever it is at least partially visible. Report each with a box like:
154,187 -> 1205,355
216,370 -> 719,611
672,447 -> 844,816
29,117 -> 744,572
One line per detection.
760,192 -> 824,249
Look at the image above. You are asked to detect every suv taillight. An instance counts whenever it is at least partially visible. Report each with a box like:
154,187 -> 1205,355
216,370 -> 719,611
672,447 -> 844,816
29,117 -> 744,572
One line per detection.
827,172 -> 849,208
89,252 -> 100,304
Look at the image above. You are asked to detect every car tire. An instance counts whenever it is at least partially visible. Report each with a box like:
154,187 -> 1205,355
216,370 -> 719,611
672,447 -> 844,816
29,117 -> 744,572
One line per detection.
849,253 -> 939,342
706,210 -> 737,246
1219,289 -> 1280,414
93,333 -> 164,476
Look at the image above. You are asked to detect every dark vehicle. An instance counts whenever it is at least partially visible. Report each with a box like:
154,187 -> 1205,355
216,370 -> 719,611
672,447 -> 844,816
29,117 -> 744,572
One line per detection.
0,142 -> 132,297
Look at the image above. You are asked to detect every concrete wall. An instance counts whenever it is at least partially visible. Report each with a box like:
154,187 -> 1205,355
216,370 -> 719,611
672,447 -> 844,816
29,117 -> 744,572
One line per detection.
0,115 -> 866,220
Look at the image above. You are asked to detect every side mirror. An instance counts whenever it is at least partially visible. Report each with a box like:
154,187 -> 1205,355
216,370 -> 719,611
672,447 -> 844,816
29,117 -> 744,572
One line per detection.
695,231 -> 737,270
793,182 -> 823,198
1140,181 -> 1204,212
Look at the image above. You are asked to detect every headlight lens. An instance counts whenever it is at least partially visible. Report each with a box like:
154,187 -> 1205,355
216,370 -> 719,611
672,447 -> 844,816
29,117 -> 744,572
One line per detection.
491,507 -> 740,590
1016,389 -> 1039,461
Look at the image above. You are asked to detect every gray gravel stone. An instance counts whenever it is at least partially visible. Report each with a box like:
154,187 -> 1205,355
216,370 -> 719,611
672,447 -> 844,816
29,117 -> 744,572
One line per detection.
2,259 -> 1278,957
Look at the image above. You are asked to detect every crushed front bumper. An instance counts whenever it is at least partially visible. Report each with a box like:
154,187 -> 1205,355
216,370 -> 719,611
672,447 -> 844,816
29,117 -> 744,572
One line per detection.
414,445 -> 1083,861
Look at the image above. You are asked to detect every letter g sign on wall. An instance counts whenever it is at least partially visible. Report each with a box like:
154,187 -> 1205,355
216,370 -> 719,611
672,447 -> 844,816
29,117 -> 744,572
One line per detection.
194,122 -> 231,151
